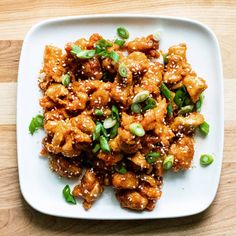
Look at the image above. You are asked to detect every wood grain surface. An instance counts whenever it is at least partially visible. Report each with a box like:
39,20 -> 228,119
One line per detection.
0,0 -> 236,235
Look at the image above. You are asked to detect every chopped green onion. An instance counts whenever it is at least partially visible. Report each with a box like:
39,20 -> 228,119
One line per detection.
29,114 -> 44,135
118,63 -> 128,77
110,122 -> 119,139
200,154 -> 214,166
114,38 -> 125,46
160,83 -> 171,100
61,74 -> 70,86
146,152 -> 161,164
62,185 -> 76,204
163,155 -> 174,170
71,44 -> 82,55
103,117 -> 117,129
101,124 -> 108,138
115,164 -> 127,174
167,104 -> 173,116
130,123 -> 145,137
183,96 -> 193,106
96,39 -> 113,50
76,50 -> 95,59
94,109 -> 103,116
196,94 -> 203,112
132,90 -> 150,103
131,103 -> 142,113
174,87 -> 186,107
153,31 -> 161,41
109,51 -> 119,62
117,27 -> 129,39
178,105 -> 194,115
199,121 -> 210,136
92,122 -> 102,141
143,97 -> 156,111
112,105 -> 120,120
92,143 -> 101,153
99,135 -> 110,153
163,53 -> 168,65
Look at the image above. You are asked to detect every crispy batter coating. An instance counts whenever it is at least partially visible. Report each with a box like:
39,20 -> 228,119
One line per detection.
112,172 -> 139,189
72,169 -> 104,210
39,34 -> 208,212
49,155 -> 82,178
116,190 -> 148,211
183,75 -> 208,102
169,136 -> 194,170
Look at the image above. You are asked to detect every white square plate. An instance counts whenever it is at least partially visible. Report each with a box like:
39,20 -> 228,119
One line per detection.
17,15 -> 224,219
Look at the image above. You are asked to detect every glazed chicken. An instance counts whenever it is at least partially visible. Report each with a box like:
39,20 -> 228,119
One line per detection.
38,30 -> 208,211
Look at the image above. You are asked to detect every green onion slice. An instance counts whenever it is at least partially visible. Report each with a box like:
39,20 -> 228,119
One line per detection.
62,185 -> 76,204
163,53 -> 168,65
173,87 -> 186,107
131,103 -> 142,113
160,83 -> 171,100
109,51 -> 119,62
114,38 -> 125,46
153,31 -> 161,41
29,114 -> 44,135
61,74 -> 70,86
92,143 -> 101,153
178,105 -> 194,115
93,122 -> 102,141
130,123 -> 145,137
118,63 -> 128,77
167,104 -> 173,116
94,109 -> 104,116
163,155 -> 174,170
196,94 -> 203,112
71,44 -> 82,55
103,117 -> 117,129
112,105 -> 120,120
115,164 -> 127,174
143,97 -> 157,111
199,121 -> 209,136
200,154 -> 214,166
99,135 -> 110,153
76,50 -> 95,59
132,91 -> 150,104
146,152 -> 161,164
110,122 -> 119,139
117,27 -> 129,39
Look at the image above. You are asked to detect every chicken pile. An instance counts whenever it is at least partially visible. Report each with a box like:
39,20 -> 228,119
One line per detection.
39,33 -> 207,211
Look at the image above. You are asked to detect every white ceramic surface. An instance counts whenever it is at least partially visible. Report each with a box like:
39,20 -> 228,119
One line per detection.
17,15 -> 224,219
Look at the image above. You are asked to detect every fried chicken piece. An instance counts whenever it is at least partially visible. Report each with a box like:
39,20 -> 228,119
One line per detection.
183,75 -> 208,102
164,43 -> 194,84
97,152 -> 123,166
112,172 -> 139,189
170,112 -> 204,132
72,169 -> 104,210
70,113 -> 96,134
154,123 -> 175,147
44,108 -> 68,121
45,84 -> 68,104
138,62 -> 164,95
116,190 -> 148,211
126,35 -> 159,53
81,57 -> 103,80
169,136 -> 194,170
42,45 -> 66,83
141,98 -> 167,131
109,128 -> 142,154
130,152 -> 151,169
49,155 -> 82,178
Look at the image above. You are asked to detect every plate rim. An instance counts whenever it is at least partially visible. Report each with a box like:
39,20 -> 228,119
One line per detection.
17,14 -> 224,220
